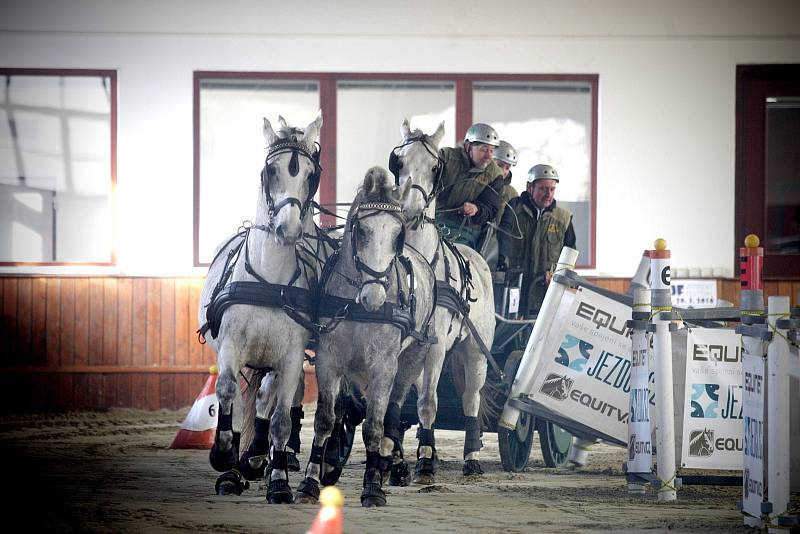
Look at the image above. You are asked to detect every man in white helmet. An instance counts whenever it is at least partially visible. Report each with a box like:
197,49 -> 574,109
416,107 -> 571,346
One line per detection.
497,164 -> 575,316
434,123 -> 505,249
477,140 -> 520,260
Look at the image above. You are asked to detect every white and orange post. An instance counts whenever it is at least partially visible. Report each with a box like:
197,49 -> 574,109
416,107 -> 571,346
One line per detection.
650,238 -> 676,501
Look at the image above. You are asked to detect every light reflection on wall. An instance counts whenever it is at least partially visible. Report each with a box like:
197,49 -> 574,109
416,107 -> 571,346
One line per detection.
492,118 -> 589,202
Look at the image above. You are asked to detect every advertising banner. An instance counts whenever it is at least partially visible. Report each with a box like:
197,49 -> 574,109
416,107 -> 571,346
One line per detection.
742,343 -> 766,517
627,328 -> 652,473
529,287 -> 638,445
680,328 -> 743,470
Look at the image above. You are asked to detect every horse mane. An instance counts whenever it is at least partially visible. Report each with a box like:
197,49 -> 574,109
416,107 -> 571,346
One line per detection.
275,125 -> 306,143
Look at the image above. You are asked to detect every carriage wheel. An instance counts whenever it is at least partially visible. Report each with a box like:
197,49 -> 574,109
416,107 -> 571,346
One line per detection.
497,350 -> 535,472
320,394 -> 360,486
498,410 -> 536,472
537,419 -> 573,467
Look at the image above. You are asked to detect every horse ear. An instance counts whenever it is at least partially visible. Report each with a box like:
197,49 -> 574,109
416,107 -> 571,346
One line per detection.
397,171 -> 413,200
304,111 -> 323,150
400,118 -> 411,140
431,121 -> 445,147
263,117 -> 278,146
277,115 -> 289,130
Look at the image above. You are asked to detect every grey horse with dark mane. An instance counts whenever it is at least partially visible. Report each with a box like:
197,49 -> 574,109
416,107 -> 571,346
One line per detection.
384,119 -> 497,484
197,113 -> 324,503
296,166 -> 437,507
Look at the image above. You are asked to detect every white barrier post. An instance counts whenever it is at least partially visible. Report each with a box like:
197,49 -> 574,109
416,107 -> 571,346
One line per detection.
626,286 -> 653,493
499,246 -> 579,431
650,238 -> 676,501
767,296 -> 791,528
738,234 -> 768,528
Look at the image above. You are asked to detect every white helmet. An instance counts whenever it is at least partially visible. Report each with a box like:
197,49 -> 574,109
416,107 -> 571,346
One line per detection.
463,123 -> 500,147
493,140 -> 518,166
527,164 -> 559,183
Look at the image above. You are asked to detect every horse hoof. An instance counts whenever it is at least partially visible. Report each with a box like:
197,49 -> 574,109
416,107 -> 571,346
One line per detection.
296,477 -> 320,504
413,457 -> 436,485
209,443 -> 238,473
389,461 -> 410,487
287,451 -> 300,472
215,470 -> 249,496
360,494 -> 387,507
462,459 -> 484,476
238,453 -> 268,481
266,478 -> 294,504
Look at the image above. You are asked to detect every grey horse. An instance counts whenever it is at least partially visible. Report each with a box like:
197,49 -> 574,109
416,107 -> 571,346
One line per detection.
296,166 -> 436,507
197,113 -> 323,503
385,119 -> 497,483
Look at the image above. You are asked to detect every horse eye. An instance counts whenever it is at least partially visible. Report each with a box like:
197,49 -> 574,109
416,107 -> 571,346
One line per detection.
266,164 -> 276,177
357,227 -> 367,241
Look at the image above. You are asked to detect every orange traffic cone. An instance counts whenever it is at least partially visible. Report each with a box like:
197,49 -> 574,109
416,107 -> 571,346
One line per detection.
306,486 -> 344,534
170,365 -> 219,449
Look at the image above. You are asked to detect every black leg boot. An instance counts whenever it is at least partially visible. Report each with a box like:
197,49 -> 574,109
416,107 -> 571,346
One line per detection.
463,416 -> 484,475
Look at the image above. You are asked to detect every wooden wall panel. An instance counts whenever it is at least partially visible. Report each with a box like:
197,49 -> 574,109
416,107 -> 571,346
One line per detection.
103,279 -> 118,366
117,278 -> 132,366
3,278 -> 18,362
73,278 -> 89,366
89,278 -> 104,367
0,274 -> 793,413
60,278 -> 75,366
16,277 -> 32,364
31,278 -> 47,366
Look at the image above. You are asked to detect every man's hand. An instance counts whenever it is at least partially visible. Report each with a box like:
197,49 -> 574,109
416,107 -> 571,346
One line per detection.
460,202 -> 478,217
545,270 -> 553,284
496,255 -> 508,271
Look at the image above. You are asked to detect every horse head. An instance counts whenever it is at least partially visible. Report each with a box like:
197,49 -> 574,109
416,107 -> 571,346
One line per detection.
389,118 -> 445,226
348,166 -> 409,312
259,112 -> 323,245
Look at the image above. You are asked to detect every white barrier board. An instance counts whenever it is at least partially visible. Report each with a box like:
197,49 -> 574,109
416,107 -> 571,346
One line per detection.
671,279 -> 717,308
680,328 -> 743,470
529,287 -> 636,444
742,348 -> 766,517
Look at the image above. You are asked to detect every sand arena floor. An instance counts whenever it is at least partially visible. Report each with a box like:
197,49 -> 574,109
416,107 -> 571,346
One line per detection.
0,404 -> 749,533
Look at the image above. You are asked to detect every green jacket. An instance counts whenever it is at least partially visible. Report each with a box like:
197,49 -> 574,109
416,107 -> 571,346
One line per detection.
502,193 -> 573,314
435,146 -> 504,227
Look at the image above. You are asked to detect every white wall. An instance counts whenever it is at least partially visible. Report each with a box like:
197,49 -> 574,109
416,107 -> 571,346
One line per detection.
1,0 -> 799,276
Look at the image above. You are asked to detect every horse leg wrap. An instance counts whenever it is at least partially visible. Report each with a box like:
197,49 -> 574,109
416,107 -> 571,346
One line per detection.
345,395 -> 367,427
462,417 -> 484,476
383,402 -> 402,447
415,428 -> 437,478
288,407 -> 303,452
210,424 -> 240,473
266,449 -> 293,504
309,444 -> 325,466
217,410 -> 233,432
361,452 -> 387,507
238,418 -> 270,481
463,416 -> 483,456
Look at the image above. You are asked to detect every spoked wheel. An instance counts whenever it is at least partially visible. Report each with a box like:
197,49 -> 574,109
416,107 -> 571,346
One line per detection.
537,419 -> 573,467
320,391 -> 362,486
498,409 -> 535,472
497,350 -> 535,472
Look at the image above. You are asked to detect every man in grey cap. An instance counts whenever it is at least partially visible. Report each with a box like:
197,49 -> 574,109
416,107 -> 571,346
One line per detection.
434,123 -> 505,249
497,164 -> 575,316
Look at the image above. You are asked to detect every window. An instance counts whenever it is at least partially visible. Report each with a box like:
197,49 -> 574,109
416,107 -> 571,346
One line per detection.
194,72 -> 598,268
735,65 -> 800,278
0,69 -> 116,265
195,75 -> 319,264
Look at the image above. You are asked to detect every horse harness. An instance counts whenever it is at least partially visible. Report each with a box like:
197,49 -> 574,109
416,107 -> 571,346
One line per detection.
316,201 -> 437,345
197,223 -> 320,341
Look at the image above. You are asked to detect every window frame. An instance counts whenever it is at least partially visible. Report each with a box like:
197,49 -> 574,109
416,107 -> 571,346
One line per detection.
0,67 -> 117,267
735,64 -> 800,279
193,71 -> 598,268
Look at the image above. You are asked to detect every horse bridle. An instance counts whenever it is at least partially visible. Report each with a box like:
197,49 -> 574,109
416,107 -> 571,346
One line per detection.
348,201 -> 407,291
388,136 -> 444,225
260,139 -> 321,227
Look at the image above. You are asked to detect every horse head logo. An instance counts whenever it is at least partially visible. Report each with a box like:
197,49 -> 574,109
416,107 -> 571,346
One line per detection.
539,373 -> 574,401
628,435 -> 636,460
688,428 -> 715,457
